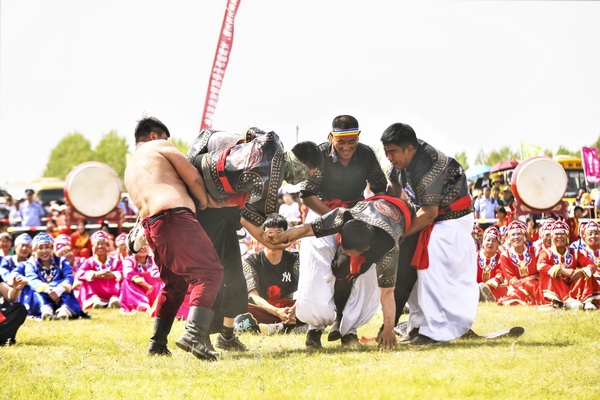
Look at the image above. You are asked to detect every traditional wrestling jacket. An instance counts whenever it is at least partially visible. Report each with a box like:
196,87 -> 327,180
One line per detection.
187,128 -> 285,227
499,244 -> 538,286
299,142 -> 387,208
477,249 -> 504,288
243,250 -> 299,303
25,255 -> 74,293
538,247 -> 596,280
311,196 -> 414,288
388,140 -> 473,221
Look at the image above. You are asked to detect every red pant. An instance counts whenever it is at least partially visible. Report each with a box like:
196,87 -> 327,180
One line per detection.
143,208 -> 223,320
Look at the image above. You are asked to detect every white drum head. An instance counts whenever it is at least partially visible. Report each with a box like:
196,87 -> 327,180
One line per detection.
515,158 -> 567,209
66,163 -> 122,218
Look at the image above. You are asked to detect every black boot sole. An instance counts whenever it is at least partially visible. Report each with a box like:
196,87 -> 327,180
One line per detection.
175,339 -> 217,361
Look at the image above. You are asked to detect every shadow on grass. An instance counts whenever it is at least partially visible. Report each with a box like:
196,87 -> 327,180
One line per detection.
213,338 -> 574,360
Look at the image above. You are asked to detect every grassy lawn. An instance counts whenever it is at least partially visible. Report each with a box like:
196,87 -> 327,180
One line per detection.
1,303 -> 599,399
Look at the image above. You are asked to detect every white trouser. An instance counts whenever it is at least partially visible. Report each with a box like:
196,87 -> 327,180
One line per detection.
295,210 -> 381,335
407,213 -> 479,342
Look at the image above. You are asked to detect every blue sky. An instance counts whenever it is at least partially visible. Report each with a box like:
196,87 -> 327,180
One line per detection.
1,0 -> 599,186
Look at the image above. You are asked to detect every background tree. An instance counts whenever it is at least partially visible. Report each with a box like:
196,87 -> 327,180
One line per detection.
44,132 -> 94,179
454,151 -> 469,170
474,146 -> 519,166
543,148 -> 554,157
94,130 -> 130,183
171,137 -> 191,155
553,145 -> 580,157
591,134 -> 600,150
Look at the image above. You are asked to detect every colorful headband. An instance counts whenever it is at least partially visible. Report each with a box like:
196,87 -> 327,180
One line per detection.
91,230 -> 109,245
54,240 -> 72,253
328,128 -> 360,142
551,220 -> 570,234
584,221 -> 599,235
540,218 -> 556,234
14,233 -> 32,246
115,233 -> 127,245
484,226 -> 500,240
32,232 -> 54,248
507,220 -> 526,233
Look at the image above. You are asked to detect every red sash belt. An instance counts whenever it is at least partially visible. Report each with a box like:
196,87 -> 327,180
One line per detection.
216,148 -> 236,194
411,195 -> 471,270
323,198 -> 361,210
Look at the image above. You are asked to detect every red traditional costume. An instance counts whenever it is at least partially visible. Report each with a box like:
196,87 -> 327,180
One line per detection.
498,221 -> 545,306
476,227 -> 507,301
538,221 -> 600,308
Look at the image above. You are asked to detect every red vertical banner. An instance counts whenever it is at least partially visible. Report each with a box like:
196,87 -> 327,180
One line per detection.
581,146 -> 600,184
200,0 -> 241,131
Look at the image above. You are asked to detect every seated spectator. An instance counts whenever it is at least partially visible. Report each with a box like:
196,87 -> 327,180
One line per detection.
119,245 -> 162,313
278,193 -> 302,226
472,225 -> 483,252
0,234 -> 37,314
46,218 -> 60,238
53,234 -> 84,297
570,222 -> 588,251
477,227 -> 508,303
241,214 -> 304,335
24,233 -> 82,320
0,272 -> 27,345
119,196 -> 137,217
113,234 -> 129,260
579,221 -> 600,282
99,220 -> 116,253
70,220 -> 92,258
566,206 -> 584,243
77,231 -> 123,309
533,219 -> 556,255
497,221 -> 545,306
18,189 -> 46,227
538,220 -> 600,310
494,207 -> 509,229
0,232 -> 13,257
526,217 -> 539,243
502,186 -> 516,213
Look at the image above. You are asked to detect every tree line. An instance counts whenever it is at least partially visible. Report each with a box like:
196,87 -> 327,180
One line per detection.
44,131 -> 600,183
43,131 -> 190,184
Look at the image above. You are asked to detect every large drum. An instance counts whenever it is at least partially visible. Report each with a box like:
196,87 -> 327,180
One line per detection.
511,156 -> 567,210
65,162 -> 122,218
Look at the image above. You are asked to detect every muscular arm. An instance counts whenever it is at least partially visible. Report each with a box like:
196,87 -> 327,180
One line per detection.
404,204 -> 438,238
301,196 -> 332,216
160,142 -> 209,209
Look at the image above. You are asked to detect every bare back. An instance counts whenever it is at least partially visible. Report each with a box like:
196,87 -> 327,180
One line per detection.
125,139 -> 206,219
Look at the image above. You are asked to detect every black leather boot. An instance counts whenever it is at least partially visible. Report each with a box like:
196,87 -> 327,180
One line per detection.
147,318 -> 174,356
175,307 -> 218,361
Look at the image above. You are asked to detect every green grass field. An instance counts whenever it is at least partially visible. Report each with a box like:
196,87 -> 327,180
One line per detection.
1,303 -> 600,399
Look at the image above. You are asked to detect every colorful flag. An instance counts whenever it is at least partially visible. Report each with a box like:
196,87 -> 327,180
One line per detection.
581,146 -> 600,184
200,0 -> 241,131
520,141 -> 542,160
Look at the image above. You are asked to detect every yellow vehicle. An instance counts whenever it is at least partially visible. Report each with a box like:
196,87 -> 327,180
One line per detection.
33,178 -> 66,206
553,155 -> 585,203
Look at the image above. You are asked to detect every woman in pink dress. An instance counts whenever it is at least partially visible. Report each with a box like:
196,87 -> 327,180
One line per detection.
120,245 -> 162,313
76,231 -> 123,309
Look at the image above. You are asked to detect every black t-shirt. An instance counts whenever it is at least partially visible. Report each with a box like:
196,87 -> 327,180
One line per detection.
243,250 -> 299,301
